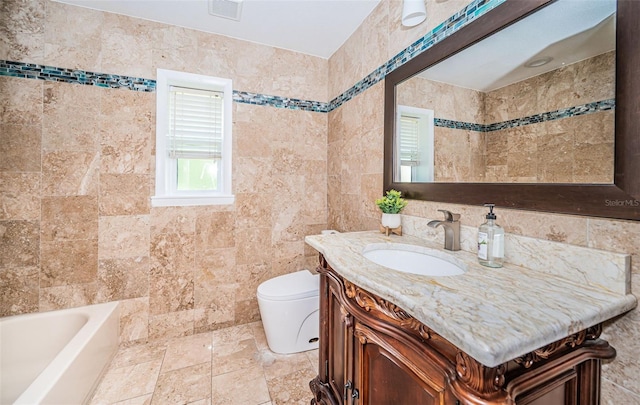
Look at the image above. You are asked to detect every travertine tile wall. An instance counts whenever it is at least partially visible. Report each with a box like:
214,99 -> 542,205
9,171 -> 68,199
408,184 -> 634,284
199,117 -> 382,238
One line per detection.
396,51 -> 615,183
483,110 -> 614,183
327,0 -> 639,402
397,77 -> 486,182
483,51 -> 615,183
0,0 -> 327,342
484,51 -> 615,122
2,0 -> 639,401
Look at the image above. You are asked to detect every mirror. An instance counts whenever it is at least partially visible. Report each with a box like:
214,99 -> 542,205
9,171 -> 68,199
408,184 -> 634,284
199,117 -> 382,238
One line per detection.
396,0 -> 615,184
384,0 -> 640,220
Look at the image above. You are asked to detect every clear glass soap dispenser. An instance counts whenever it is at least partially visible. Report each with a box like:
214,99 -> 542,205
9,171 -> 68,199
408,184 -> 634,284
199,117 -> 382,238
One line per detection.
477,203 -> 504,268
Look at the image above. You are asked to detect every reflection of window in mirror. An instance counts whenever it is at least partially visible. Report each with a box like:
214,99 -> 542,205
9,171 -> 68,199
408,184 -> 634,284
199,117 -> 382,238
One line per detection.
396,105 -> 434,182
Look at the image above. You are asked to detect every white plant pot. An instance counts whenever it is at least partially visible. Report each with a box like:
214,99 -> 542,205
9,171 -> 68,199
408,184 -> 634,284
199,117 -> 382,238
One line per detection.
381,213 -> 401,229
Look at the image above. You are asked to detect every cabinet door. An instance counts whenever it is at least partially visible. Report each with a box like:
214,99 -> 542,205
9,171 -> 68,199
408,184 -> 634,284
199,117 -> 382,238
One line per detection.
352,323 -> 448,405
513,369 -> 578,405
326,274 -> 355,403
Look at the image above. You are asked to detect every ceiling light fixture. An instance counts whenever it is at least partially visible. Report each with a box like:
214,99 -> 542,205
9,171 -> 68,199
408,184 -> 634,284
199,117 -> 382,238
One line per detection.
524,56 -> 553,68
402,0 -> 427,27
208,0 -> 243,22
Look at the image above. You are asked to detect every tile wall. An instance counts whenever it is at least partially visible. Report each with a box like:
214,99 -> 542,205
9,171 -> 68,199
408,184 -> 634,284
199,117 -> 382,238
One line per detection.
397,76 -> 486,182
397,51 -> 615,183
326,0 -> 639,402
483,51 -> 615,183
0,0 -> 328,342
1,0 -> 639,402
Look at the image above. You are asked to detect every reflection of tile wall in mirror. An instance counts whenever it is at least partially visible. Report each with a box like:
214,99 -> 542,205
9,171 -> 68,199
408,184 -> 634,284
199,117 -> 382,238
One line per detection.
396,51 -> 615,184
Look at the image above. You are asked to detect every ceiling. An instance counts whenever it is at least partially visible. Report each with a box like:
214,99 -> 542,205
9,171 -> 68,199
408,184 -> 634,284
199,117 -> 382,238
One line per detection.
55,0 -> 616,92
54,0 -> 381,59
419,0 -> 617,92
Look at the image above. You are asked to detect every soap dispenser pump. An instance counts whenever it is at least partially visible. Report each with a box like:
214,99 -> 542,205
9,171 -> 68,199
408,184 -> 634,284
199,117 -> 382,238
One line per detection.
478,203 -> 504,268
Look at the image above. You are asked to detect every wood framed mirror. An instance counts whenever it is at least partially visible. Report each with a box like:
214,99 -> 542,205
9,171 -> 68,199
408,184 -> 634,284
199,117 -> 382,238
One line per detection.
383,0 -> 640,220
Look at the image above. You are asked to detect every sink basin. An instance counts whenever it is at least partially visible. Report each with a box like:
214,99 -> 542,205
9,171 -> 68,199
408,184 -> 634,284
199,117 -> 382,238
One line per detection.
362,243 -> 466,277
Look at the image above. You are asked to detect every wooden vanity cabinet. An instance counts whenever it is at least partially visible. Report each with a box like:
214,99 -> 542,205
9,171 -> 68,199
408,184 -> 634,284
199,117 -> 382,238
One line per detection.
309,255 -> 616,405
315,266 -> 452,405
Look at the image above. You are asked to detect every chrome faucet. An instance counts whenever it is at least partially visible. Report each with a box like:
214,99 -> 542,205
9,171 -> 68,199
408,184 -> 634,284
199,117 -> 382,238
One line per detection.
427,210 -> 461,251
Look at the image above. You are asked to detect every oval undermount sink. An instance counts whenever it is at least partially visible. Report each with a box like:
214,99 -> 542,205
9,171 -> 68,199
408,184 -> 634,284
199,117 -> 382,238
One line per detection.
362,243 -> 466,277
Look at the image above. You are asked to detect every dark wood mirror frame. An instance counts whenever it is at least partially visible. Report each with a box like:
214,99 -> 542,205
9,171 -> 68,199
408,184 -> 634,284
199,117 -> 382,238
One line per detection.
384,0 -> 640,221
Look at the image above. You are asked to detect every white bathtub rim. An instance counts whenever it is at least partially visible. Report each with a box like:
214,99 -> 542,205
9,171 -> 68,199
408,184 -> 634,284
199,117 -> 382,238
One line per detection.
11,302 -> 120,405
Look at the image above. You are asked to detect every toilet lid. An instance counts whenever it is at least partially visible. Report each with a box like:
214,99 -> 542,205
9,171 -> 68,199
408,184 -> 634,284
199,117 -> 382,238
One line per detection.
257,270 -> 319,301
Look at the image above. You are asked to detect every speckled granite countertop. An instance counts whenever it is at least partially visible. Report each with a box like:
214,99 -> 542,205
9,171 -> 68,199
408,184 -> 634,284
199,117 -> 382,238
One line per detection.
305,231 -> 637,368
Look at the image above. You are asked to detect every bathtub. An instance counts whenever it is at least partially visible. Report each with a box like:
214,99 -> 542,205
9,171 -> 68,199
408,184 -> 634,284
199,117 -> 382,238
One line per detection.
0,302 -> 120,404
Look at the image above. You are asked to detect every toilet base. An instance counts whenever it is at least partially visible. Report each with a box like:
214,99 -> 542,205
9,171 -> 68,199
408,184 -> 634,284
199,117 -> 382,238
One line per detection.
258,298 -> 319,354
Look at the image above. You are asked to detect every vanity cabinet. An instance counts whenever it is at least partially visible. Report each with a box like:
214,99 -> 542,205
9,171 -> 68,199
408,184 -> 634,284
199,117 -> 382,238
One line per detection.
309,254 -> 616,405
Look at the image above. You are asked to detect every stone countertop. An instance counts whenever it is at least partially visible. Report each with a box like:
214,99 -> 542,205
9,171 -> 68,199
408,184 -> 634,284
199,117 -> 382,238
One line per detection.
305,231 -> 637,368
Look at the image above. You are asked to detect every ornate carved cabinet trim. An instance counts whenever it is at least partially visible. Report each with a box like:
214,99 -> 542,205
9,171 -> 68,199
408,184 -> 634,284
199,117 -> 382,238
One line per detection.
344,279 -> 433,341
310,253 -> 616,405
454,352 -> 507,395
513,325 -> 603,368
310,376 -> 340,405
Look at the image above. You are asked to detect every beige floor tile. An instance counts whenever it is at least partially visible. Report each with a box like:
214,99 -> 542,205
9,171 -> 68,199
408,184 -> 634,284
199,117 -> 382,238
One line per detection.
188,398 -> 212,405
211,338 -> 261,377
211,365 -> 270,405
258,350 -> 314,381
248,321 -> 270,351
111,394 -> 153,405
90,326 -> 318,405
110,342 -> 167,369
211,324 -> 254,345
305,349 -> 319,374
267,368 -> 316,405
151,362 -> 211,404
161,332 -> 213,373
90,359 -> 163,404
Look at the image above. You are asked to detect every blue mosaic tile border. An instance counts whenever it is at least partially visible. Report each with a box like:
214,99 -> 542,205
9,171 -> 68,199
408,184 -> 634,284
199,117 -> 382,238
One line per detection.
327,0 -> 506,112
0,0 -> 506,112
233,91 -> 329,112
0,60 -> 156,92
434,118 -> 485,132
484,99 -> 615,131
434,99 -> 616,132
0,59 -> 330,112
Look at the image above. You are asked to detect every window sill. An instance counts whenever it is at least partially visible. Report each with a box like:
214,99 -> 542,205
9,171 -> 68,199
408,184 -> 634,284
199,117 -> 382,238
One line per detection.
151,194 -> 235,207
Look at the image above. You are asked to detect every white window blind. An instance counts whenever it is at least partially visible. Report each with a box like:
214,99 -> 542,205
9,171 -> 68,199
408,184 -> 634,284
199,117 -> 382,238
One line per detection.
399,114 -> 420,166
168,86 -> 223,159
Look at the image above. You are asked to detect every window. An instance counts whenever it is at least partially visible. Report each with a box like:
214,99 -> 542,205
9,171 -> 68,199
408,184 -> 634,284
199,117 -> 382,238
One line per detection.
152,69 -> 234,206
396,105 -> 434,182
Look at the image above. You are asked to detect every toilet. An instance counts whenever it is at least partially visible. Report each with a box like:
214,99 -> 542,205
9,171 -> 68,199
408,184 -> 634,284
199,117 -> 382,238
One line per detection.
257,269 -> 320,354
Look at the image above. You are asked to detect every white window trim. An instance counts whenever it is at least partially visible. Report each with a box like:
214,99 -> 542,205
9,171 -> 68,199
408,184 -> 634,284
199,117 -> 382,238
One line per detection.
396,105 -> 435,182
152,69 -> 234,207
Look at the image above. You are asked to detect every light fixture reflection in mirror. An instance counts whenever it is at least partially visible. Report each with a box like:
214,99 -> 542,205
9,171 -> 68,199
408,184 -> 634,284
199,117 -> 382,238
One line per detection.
524,57 -> 553,68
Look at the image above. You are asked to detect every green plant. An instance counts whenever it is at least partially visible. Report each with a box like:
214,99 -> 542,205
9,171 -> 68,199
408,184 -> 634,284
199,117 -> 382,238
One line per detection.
375,189 -> 408,214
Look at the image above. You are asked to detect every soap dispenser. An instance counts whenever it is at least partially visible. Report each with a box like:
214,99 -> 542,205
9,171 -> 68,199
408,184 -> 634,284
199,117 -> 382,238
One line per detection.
478,203 -> 504,268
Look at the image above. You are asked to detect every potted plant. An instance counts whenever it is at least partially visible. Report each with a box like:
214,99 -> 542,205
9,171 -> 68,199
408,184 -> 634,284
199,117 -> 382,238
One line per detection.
375,189 -> 408,229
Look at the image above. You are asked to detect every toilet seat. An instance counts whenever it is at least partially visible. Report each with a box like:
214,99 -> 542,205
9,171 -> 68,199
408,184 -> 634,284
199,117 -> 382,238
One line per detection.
257,270 -> 318,301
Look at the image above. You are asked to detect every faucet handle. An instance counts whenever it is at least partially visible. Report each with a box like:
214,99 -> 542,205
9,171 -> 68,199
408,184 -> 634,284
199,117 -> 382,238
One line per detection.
437,209 -> 460,222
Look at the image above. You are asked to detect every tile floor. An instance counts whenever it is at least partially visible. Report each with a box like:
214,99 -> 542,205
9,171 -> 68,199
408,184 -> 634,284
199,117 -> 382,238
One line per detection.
89,321 -> 319,405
